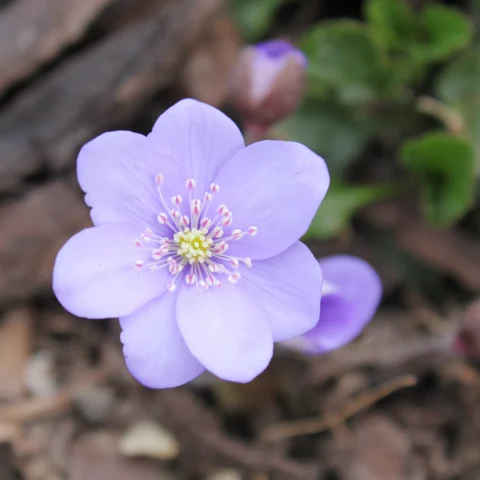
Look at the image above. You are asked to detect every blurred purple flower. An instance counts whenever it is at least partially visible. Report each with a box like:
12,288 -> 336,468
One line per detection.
284,255 -> 382,354
53,99 -> 330,388
229,39 -> 307,131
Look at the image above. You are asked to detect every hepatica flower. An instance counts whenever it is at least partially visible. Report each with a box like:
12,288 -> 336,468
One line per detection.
53,99 -> 329,387
285,255 -> 382,354
230,39 -> 307,129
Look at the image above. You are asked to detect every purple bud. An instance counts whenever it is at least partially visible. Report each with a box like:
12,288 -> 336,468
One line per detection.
453,299 -> 480,358
229,39 -> 307,133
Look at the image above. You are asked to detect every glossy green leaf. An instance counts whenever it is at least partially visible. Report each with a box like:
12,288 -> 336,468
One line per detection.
411,5 -> 472,64
275,99 -> 376,176
305,181 -> 395,240
400,133 -> 474,226
300,21 -> 398,105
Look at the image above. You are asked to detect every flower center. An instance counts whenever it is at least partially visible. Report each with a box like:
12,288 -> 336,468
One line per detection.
132,175 -> 257,293
174,228 -> 212,263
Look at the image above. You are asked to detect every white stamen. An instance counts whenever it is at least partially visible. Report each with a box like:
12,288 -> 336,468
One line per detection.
217,205 -> 229,216
191,199 -> 201,216
134,178 -> 257,289
152,249 -> 163,260
201,218 -> 212,229
157,213 -> 168,224
211,227 -> 223,239
228,271 -> 241,284
210,183 -> 220,193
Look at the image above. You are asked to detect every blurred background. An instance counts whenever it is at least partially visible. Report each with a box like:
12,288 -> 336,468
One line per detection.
1,0 -> 480,478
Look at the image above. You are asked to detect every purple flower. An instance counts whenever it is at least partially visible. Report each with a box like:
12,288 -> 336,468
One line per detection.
229,39 -> 307,130
53,99 -> 330,387
254,39 -> 307,63
284,255 -> 382,354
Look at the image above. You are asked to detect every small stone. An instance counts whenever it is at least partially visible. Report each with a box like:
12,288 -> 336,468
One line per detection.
206,469 -> 243,480
25,351 -> 58,397
70,431 -> 172,480
345,414 -> 411,480
73,385 -> 115,423
119,420 -> 179,460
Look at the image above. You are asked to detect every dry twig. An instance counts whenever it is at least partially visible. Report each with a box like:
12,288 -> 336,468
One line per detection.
260,374 -> 417,443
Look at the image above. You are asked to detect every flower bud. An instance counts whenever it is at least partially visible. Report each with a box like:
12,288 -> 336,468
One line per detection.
229,39 -> 307,133
453,299 -> 480,358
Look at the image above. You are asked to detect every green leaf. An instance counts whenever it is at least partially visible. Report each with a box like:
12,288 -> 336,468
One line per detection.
365,0 -> 472,66
275,99 -> 376,176
305,181 -> 395,240
365,0 -> 415,50
400,133 -> 474,226
231,0 -> 294,41
300,21 -> 398,105
410,5 -> 473,64
437,48 -> 480,104
436,48 -> 480,170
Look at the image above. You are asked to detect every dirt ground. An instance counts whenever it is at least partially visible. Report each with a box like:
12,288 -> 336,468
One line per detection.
1,0 -> 480,479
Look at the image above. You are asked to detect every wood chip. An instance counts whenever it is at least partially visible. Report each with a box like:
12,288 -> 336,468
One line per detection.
180,14 -> 239,106
0,308 -> 33,400
0,182 -> 90,306
0,0 -> 114,94
0,0 -> 223,193
0,422 -> 20,444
